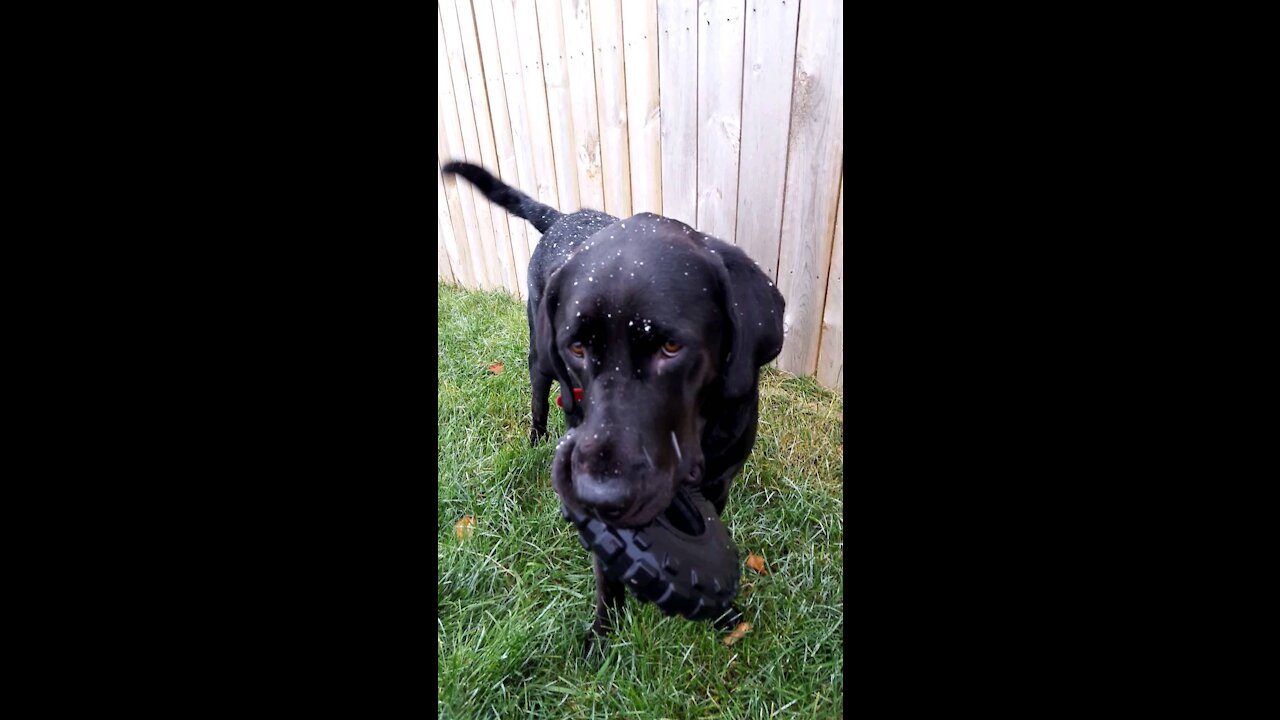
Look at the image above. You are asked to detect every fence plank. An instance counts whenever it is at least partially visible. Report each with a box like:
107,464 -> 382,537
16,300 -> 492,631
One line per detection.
555,0 -> 606,211
621,1 -> 661,215
775,0 -> 843,376
438,218 -> 456,284
438,12 -> 486,289
696,0 -> 745,244
512,0 -> 566,235
657,1 -> 698,226
532,0 -> 583,212
473,0 -> 530,301
436,171 -> 462,288
437,142 -> 473,288
452,0 -> 520,297
816,177 -> 843,389
440,1 -> 502,290
734,0 -> 799,280
589,0 -> 633,217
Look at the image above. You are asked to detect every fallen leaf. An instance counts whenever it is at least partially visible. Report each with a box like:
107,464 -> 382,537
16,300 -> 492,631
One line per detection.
746,553 -> 769,575
722,622 -> 753,646
455,515 -> 476,541
488,362 -> 505,374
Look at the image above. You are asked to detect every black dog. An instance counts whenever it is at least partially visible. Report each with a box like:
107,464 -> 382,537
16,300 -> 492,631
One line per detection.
443,162 -> 784,652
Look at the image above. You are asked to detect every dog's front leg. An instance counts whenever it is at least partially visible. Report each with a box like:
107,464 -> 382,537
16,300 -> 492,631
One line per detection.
529,364 -> 553,445
584,554 -> 625,658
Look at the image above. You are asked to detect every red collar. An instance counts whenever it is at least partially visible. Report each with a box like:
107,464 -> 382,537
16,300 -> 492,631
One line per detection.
555,387 -> 584,408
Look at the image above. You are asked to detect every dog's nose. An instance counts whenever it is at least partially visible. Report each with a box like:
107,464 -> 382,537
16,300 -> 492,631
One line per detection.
572,473 -> 631,513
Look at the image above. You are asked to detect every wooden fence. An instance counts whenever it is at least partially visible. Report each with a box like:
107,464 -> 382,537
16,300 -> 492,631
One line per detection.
438,0 -> 842,389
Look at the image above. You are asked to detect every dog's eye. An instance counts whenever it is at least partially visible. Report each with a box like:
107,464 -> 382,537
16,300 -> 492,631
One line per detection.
568,341 -> 585,357
661,340 -> 683,357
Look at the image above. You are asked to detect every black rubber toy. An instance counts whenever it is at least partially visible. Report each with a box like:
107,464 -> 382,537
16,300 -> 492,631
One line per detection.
561,487 -> 742,627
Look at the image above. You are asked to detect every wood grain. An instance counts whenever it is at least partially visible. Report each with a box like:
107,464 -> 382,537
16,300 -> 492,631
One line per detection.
440,1 -> 502,289
734,0 -> 799,279
590,0 -> 633,217
696,0 -> 745,244
775,0 -> 843,376
816,176 -> 843,389
473,0 -> 530,300
452,0 -> 520,296
556,0 -> 607,211
621,0 -> 661,215
657,1 -> 698,226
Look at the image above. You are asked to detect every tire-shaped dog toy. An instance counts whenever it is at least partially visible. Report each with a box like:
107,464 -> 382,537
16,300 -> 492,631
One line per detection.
561,487 -> 742,625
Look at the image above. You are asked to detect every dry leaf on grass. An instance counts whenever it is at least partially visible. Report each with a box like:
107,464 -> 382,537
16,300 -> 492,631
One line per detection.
722,622 -> 753,646
487,362 -> 505,374
455,515 -> 476,541
746,553 -> 769,575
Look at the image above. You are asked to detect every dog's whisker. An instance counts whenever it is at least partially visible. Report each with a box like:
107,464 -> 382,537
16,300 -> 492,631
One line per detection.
642,446 -> 655,470
670,431 -> 683,463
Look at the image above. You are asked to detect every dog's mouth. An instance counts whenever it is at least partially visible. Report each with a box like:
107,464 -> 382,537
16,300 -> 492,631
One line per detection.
551,429 -> 703,528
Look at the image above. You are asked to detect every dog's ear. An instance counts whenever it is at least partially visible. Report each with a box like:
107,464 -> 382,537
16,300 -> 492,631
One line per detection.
708,240 -> 786,399
534,270 -> 581,415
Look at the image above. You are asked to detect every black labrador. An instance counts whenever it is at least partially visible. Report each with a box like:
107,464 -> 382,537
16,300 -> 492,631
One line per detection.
442,162 -> 784,653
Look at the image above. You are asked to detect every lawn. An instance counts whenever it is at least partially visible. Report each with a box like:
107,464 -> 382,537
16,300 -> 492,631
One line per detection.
438,282 -> 844,719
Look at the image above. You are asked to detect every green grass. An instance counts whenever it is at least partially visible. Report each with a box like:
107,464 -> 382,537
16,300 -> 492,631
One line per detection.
438,282 -> 844,719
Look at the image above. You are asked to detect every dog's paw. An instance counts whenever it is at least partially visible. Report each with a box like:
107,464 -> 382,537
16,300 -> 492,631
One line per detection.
582,630 -> 610,660
530,427 -> 548,446
712,605 -> 745,633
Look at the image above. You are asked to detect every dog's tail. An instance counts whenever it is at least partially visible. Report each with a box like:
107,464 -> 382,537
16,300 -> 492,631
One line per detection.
441,161 -> 561,234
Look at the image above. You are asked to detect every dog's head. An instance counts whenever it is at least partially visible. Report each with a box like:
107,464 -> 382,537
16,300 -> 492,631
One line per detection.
538,213 -> 784,527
